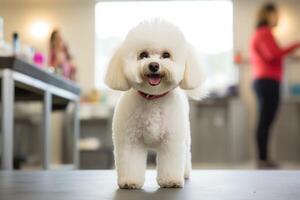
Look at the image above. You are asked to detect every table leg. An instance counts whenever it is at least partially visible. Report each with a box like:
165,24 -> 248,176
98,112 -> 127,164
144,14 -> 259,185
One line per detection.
42,90 -> 52,170
1,70 -> 15,170
73,100 -> 80,169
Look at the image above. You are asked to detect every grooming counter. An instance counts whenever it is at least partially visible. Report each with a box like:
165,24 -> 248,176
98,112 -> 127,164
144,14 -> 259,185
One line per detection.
0,56 -> 81,170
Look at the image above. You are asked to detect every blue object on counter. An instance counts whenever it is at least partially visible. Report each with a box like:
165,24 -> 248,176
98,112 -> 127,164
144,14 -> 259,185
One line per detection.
290,84 -> 300,96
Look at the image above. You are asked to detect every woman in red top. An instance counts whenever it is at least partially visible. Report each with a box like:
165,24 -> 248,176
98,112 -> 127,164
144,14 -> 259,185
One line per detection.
250,3 -> 300,168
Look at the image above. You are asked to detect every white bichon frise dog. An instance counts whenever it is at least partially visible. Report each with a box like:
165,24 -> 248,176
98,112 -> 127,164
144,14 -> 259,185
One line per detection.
105,19 -> 202,189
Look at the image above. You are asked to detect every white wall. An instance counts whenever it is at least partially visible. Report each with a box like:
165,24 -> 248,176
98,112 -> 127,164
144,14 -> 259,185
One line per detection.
234,0 -> 300,55
0,0 -> 95,92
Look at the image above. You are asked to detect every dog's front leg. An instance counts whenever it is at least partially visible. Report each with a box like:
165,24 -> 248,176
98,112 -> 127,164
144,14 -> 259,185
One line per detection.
114,141 -> 147,189
156,140 -> 185,188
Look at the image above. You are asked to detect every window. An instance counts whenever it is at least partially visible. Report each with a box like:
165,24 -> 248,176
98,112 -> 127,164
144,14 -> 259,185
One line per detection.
95,0 -> 235,93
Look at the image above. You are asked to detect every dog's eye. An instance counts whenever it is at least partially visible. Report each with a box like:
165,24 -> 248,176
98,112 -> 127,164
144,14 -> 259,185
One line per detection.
138,51 -> 149,59
162,51 -> 171,59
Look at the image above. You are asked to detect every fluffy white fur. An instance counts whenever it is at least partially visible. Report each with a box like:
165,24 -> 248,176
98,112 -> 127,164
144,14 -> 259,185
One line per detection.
105,19 -> 202,189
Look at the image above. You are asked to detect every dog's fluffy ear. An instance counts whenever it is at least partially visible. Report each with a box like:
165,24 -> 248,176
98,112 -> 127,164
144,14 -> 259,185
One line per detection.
105,45 -> 130,91
179,44 -> 202,90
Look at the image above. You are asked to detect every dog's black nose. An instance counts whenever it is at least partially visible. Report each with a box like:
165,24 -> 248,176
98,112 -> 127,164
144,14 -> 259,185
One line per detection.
149,62 -> 159,73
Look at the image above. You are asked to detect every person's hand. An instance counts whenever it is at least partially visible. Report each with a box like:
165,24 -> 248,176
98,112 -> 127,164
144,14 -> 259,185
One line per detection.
292,42 -> 300,60
290,54 -> 300,61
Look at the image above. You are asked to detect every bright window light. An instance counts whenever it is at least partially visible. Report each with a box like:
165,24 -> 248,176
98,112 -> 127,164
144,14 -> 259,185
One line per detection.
29,21 -> 50,39
95,1 -> 235,92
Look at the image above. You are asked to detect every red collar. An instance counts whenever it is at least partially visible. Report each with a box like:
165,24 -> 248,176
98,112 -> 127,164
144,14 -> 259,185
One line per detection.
138,90 -> 169,100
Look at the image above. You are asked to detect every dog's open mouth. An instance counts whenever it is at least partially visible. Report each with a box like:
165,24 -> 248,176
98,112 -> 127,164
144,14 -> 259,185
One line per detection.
146,74 -> 164,86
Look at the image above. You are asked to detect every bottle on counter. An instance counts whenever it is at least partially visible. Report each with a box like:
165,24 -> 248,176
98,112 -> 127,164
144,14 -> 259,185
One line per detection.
12,32 -> 20,55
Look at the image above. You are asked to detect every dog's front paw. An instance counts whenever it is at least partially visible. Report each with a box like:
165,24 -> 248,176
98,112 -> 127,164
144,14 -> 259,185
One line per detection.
118,177 -> 144,190
118,182 -> 142,189
157,177 -> 184,188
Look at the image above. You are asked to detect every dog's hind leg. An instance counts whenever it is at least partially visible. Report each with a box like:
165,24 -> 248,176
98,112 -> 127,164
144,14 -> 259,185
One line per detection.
184,149 -> 191,179
184,131 -> 192,179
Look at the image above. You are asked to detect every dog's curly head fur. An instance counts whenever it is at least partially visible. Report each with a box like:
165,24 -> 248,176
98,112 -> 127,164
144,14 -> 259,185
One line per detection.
105,19 -> 202,95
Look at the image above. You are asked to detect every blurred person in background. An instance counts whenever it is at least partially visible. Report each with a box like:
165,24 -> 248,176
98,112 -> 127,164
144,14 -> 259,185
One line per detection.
250,2 -> 300,169
49,29 -> 76,80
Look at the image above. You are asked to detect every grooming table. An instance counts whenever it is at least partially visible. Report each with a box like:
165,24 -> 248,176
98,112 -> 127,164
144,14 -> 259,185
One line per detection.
0,170 -> 299,200
0,56 -> 81,170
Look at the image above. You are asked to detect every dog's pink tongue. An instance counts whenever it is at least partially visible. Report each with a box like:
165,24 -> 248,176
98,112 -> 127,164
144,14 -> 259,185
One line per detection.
148,77 -> 161,86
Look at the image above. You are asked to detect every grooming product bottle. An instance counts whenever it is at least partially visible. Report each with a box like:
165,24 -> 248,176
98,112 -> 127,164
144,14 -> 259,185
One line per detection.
12,32 -> 20,55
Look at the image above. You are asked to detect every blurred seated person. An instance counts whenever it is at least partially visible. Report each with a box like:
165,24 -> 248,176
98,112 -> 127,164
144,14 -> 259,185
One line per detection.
49,29 -> 76,80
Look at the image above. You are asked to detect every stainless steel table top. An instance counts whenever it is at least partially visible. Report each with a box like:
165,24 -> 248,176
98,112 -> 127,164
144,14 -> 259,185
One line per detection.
0,170 -> 299,200
0,56 -> 80,95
